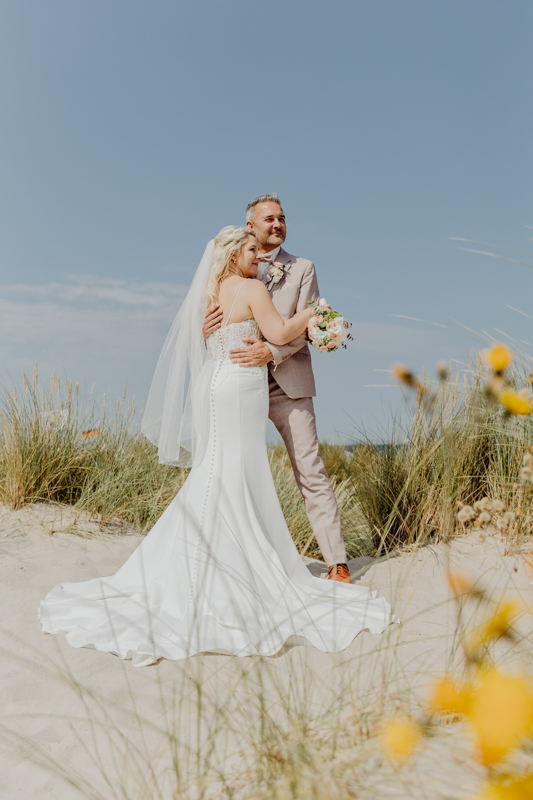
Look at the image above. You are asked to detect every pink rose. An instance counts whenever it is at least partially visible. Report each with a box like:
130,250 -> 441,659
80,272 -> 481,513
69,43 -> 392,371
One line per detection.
319,345 -> 328,351
327,341 -> 337,349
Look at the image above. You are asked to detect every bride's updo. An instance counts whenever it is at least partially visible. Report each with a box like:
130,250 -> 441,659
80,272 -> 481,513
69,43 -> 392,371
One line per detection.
205,226 -> 256,305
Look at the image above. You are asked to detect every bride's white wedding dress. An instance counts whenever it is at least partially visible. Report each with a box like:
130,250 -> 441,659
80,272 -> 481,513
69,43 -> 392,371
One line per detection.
40,316 -> 394,666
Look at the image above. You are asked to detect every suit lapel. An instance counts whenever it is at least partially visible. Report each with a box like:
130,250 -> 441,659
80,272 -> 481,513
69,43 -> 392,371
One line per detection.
277,247 -> 296,270
261,247 -> 295,288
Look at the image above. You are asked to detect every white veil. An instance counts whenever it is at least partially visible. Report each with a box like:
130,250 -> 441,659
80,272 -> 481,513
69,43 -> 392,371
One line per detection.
141,240 -> 215,468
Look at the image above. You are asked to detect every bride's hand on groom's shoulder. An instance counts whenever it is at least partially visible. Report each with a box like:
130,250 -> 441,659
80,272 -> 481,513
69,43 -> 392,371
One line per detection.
203,304 -> 223,339
230,337 -> 273,367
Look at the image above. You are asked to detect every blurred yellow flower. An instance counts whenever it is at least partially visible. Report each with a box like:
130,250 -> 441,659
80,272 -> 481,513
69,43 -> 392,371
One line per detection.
485,344 -> 512,374
470,599 -> 522,651
448,569 -> 473,597
382,716 -> 421,763
430,675 -> 469,715
392,364 -> 419,389
467,670 -> 533,765
475,773 -> 533,800
499,389 -> 533,417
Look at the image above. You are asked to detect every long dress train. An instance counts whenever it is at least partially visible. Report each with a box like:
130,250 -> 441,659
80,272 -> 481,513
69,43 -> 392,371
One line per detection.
40,320 -> 394,666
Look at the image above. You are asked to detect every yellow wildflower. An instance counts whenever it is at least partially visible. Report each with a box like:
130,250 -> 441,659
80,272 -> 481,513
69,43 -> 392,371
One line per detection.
499,389 -> 533,416
448,569 -> 473,597
392,364 -> 419,389
430,675 -> 470,715
484,599 -> 523,636
381,715 -> 421,763
474,773 -> 533,800
470,599 -> 522,651
467,670 -> 533,765
485,344 -> 512,374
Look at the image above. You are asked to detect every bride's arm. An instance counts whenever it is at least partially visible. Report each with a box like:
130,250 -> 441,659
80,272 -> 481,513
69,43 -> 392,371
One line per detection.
245,281 -> 315,346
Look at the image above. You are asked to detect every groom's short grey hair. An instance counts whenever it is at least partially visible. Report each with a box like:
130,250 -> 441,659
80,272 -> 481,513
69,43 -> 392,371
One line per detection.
246,193 -> 282,222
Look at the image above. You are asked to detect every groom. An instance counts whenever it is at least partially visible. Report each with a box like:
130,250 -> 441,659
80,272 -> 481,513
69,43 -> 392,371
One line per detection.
203,193 -> 351,582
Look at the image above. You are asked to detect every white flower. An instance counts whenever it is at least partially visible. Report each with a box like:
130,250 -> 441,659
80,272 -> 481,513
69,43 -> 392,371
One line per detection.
309,326 -> 327,344
474,497 -> 492,512
520,466 -> 533,483
477,511 -> 491,525
325,318 -> 348,344
307,306 -> 352,352
503,511 -> 516,525
492,499 -> 505,512
457,505 -> 475,523
267,265 -> 284,284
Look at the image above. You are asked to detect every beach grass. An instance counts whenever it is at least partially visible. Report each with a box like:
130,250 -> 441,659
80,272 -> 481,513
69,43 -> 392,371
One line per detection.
1,365 -> 532,561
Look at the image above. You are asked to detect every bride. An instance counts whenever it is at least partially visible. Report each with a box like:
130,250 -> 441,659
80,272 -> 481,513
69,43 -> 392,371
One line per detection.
40,226 -> 394,666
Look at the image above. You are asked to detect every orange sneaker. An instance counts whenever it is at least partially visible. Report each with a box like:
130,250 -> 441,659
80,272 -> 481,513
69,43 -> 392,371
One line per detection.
327,563 -> 351,583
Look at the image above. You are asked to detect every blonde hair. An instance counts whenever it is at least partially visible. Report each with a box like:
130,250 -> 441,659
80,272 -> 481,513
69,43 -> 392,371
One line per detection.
205,226 -> 256,305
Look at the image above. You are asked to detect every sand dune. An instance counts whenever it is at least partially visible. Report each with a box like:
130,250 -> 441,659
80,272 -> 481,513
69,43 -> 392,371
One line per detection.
1,502 -> 532,799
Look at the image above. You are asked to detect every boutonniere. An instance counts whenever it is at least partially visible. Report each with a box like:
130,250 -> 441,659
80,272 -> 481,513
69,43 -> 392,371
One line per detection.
266,262 -> 287,290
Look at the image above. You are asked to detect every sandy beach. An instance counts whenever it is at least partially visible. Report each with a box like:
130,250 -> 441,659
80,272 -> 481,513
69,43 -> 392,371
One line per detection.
1,502 -> 532,799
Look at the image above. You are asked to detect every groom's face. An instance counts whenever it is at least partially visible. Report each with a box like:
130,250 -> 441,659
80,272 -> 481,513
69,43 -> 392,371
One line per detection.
248,202 -> 286,249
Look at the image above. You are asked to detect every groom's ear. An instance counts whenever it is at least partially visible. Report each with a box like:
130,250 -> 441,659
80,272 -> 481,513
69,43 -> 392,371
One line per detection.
246,221 -> 254,230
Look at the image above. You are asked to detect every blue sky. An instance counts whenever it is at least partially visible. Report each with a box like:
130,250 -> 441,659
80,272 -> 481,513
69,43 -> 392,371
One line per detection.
1,0 -> 532,441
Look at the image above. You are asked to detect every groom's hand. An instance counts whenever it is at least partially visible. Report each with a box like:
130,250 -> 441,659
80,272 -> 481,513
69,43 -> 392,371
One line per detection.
230,337 -> 273,367
203,304 -> 223,339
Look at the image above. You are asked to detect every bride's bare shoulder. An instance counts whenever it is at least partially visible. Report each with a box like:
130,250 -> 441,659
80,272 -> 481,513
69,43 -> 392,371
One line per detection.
245,279 -> 270,299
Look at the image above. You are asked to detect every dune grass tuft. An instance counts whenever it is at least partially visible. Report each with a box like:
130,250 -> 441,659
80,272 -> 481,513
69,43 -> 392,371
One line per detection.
0,365 -> 531,559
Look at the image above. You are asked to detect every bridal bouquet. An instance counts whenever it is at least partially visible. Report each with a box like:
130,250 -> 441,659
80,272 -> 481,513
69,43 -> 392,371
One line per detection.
307,299 -> 352,352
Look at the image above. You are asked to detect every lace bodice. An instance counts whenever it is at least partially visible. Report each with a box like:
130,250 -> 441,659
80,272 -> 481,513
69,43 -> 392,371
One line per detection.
206,319 -> 262,362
